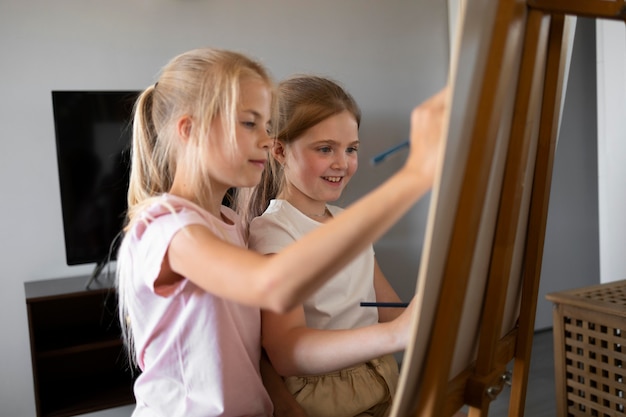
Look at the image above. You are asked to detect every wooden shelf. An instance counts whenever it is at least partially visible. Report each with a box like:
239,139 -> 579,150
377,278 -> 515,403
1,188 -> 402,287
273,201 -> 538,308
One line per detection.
25,275 -> 137,417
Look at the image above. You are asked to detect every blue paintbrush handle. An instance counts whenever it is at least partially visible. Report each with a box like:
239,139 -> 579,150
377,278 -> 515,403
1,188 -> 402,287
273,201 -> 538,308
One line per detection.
360,302 -> 409,308
370,140 -> 410,165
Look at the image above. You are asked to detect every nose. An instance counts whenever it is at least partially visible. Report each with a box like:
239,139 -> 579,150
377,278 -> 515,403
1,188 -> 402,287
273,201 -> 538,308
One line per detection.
259,129 -> 273,150
331,152 -> 349,170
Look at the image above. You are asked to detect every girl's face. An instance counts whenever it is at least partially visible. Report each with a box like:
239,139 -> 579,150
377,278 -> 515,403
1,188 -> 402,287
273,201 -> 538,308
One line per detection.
209,77 -> 273,190
275,110 -> 359,213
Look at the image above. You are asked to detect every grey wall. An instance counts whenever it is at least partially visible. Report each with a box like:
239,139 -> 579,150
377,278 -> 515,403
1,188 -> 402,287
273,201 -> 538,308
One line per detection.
536,18 -> 600,329
0,2 -> 598,415
0,2 -> 448,415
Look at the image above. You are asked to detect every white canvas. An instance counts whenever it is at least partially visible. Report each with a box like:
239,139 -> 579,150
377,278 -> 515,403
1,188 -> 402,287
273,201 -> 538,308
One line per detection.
389,1 -> 575,415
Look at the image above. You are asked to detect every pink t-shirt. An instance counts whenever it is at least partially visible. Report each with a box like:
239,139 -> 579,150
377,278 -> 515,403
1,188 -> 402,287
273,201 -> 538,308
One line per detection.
120,194 -> 272,417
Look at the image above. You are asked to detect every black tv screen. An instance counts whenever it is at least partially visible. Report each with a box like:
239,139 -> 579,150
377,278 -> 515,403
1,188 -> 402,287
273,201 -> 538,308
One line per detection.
52,90 -> 139,267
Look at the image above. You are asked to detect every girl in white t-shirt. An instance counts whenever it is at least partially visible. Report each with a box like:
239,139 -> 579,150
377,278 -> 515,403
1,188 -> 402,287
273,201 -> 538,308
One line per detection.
245,75 -> 415,417
117,48 -> 447,417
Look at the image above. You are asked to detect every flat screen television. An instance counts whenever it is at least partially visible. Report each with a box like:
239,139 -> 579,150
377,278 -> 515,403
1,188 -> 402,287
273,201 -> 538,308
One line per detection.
52,90 -> 139,286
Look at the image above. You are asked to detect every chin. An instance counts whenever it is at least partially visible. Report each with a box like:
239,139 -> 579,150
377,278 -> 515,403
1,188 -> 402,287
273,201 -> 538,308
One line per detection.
240,174 -> 263,188
322,193 -> 343,203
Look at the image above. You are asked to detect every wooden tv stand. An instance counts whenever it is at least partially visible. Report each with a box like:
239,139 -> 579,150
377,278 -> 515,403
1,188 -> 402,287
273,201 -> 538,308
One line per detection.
25,275 -> 136,417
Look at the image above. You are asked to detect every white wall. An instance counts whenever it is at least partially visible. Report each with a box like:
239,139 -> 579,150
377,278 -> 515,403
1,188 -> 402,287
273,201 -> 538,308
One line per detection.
596,20 -> 626,284
0,2 -> 448,415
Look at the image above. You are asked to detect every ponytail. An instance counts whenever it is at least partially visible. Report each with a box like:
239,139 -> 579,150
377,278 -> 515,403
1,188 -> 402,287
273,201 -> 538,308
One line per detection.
125,84 -> 177,229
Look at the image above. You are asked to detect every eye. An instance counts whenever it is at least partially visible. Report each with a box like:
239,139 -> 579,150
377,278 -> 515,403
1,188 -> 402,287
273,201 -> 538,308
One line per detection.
241,121 -> 256,129
318,146 -> 332,153
347,146 -> 359,154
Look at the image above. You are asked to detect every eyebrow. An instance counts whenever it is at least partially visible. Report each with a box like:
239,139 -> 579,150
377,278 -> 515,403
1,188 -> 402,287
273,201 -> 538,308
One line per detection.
240,109 -> 263,118
317,139 -> 360,146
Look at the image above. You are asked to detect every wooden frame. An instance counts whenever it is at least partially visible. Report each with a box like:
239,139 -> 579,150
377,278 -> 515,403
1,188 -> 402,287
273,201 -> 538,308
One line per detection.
391,1 -> 625,416
547,279 -> 626,416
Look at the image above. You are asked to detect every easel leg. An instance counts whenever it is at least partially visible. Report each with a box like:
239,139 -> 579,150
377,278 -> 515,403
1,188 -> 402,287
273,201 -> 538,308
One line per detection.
508,11 -> 568,417
468,406 -> 487,417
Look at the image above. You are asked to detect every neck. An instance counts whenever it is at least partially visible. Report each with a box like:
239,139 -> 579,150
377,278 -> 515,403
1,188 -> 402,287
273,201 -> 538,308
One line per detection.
170,173 -> 228,219
305,206 -> 329,218
277,191 -> 329,219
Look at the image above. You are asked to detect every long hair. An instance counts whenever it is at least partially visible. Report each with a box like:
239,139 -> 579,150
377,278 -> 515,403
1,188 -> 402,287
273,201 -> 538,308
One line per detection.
117,48 -> 273,366
237,75 -> 361,227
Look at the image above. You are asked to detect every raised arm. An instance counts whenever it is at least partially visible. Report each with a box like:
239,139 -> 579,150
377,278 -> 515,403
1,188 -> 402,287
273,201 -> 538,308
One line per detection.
167,87 -> 449,312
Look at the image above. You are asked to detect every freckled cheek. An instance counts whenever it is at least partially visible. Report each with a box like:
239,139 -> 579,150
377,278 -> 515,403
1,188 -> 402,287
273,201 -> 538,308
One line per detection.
307,157 -> 327,176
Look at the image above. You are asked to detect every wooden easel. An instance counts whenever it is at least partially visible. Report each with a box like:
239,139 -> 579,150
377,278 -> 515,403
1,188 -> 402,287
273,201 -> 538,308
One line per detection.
391,1 -> 626,416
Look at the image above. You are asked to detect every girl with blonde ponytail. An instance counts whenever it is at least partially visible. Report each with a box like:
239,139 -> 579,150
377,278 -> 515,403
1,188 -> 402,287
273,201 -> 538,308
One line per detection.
116,47 -> 447,417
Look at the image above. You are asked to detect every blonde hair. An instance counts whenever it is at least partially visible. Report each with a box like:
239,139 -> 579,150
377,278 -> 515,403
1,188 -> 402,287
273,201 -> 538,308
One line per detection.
118,48 -> 273,367
126,48 -> 273,223
238,75 -> 361,227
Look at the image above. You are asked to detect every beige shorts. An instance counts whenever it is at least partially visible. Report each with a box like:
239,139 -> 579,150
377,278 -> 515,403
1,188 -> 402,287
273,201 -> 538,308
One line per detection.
283,354 -> 399,417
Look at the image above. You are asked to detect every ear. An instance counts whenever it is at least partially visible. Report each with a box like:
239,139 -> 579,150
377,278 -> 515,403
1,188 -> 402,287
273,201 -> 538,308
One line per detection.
176,116 -> 193,142
272,140 -> 287,165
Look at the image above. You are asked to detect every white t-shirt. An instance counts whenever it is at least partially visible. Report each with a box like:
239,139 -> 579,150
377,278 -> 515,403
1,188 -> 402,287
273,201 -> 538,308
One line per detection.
119,194 -> 272,417
248,199 -> 378,330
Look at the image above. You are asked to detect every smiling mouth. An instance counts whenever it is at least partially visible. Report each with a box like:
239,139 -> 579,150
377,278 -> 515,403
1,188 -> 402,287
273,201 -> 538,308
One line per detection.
323,176 -> 342,183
